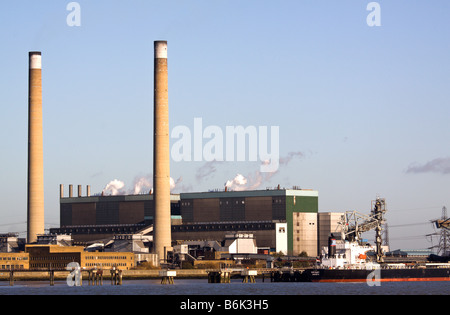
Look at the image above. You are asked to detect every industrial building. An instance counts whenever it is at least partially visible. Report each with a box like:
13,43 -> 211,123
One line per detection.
26,245 -> 134,270
52,187 -> 345,257
179,188 -> 318,255
59,185 -> 181,229
0,244 -> 135,271
0,233 -> 25,253
0,252 -> 29,270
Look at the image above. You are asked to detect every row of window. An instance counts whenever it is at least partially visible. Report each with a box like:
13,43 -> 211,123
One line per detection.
173,223 -> 274,231
29,263 -> 67,269
295,222 -> 315,226
181,198 -> 284,206
1,265 -> 25,270
85,256 -> 131,260
182,198 -> 286,206
0,257 -> 28,261
85,262 -> 129,267
220,200 -> 245,205
63,227 -> 139,233
31,256 -> 78,261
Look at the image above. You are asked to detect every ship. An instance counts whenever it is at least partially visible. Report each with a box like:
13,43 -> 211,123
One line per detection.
301,198 -> 450,283
300,239 -> 450,283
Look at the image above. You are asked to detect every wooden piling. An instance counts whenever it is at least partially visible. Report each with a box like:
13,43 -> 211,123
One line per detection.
110,268 -> 122,285
207,271 -> 230,283
49,270 -> 54,286
9,270 -> 14,286
160,270 -> 176,284
241,270 -> 257,283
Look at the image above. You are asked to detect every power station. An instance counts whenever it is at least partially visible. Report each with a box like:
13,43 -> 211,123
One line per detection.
21,45 -> 334,261
18,44 -> 401,267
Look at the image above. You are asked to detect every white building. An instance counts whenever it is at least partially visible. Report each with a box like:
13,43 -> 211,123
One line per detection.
224,233 -> 258,254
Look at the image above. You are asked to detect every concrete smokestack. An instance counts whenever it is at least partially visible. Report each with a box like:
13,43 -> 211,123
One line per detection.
27,52 -> 44,244
153,41 -> 172,262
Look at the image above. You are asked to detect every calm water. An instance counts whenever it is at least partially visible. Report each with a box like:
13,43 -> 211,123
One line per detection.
0,278 -> 448,295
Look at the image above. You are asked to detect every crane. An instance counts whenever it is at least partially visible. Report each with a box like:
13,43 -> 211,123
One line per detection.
338,197 -> 387,263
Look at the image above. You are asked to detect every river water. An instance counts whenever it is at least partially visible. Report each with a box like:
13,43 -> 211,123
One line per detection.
0,278 -> 448,295
0,279 -> 447,313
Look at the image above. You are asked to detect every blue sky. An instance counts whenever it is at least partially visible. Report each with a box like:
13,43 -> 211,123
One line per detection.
1,0 -> 449,250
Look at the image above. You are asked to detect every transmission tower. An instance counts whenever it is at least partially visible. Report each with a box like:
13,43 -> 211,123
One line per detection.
429,206 -> 450,256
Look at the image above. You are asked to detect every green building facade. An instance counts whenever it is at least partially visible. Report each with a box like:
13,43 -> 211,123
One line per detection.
180,189 -> 318,254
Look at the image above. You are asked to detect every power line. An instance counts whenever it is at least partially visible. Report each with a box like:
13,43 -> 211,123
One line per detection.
390,206 -> 442,213
389,235 -> 429,241
389,222 -> 431,228
0,221 -> 27,227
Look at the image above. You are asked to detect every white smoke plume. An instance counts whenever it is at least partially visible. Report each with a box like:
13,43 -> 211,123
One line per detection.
132,175 -> 153,195
170,176 -> 183,190
225,174 -> 248,191
224,151 -> 304,191
102,179 -> 126,196
102,175 -> 183,196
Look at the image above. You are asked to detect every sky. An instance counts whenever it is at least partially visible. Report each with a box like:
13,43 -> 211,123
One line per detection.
0,0 -> 449,251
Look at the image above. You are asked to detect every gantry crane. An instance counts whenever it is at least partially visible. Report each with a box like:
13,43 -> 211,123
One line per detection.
339,197 -> 387,263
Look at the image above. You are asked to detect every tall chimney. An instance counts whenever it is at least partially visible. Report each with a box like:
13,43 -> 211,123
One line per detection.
27,52 -> 44,244
153,41 -> 172,262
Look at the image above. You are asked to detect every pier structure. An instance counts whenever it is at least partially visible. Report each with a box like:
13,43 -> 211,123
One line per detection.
160,270 -> 176,284
241,269 -> 257,283
110,268 -> 123,285
207,268 -> 260,283
88,269 -> 103,286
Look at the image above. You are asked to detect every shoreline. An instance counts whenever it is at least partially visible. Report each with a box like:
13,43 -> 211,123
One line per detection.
0,269 -> 211,281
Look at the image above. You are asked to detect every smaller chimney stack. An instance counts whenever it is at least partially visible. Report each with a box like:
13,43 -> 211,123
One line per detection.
69,185 -> 73,198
